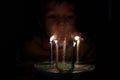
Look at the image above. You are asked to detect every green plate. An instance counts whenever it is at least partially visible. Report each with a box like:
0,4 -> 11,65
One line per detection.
34,61 -> 95,73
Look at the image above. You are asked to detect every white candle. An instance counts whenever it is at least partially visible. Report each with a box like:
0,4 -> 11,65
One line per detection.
63,39 -> 66,64
50,35 -> 54,64
76,40 -> 80,64
50,42 -> 53,64
54,40 -> 58,68
74,36 -> 80,64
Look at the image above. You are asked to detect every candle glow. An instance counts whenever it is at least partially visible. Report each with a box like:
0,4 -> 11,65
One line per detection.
50,35 -> 55,42
74,36 -> 80,41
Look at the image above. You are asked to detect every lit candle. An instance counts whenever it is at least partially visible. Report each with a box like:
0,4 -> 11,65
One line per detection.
54,40 -> 58,68
50,35 -> 54,64
74,36 -> 80,64
72,41 -> 76,69
63,39 -> 66,64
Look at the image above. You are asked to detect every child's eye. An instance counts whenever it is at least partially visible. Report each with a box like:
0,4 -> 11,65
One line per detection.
48,15 -> 57,19
67,15 -> 74,19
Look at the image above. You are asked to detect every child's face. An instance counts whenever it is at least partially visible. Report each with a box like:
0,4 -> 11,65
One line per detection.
45,2 -> 76,38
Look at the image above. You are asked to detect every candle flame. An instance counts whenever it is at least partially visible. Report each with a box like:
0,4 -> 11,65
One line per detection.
74,36 -> 80,41
54,40 -> 58,44
50,35 -> 55,42
73,41 -> 76,47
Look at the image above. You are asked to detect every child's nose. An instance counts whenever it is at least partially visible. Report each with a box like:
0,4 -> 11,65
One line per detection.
56,16 -> 68,25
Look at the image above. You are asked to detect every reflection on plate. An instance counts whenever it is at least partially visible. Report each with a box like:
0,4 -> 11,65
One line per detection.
72,64 -> 95,73
34,61 -> 95,73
